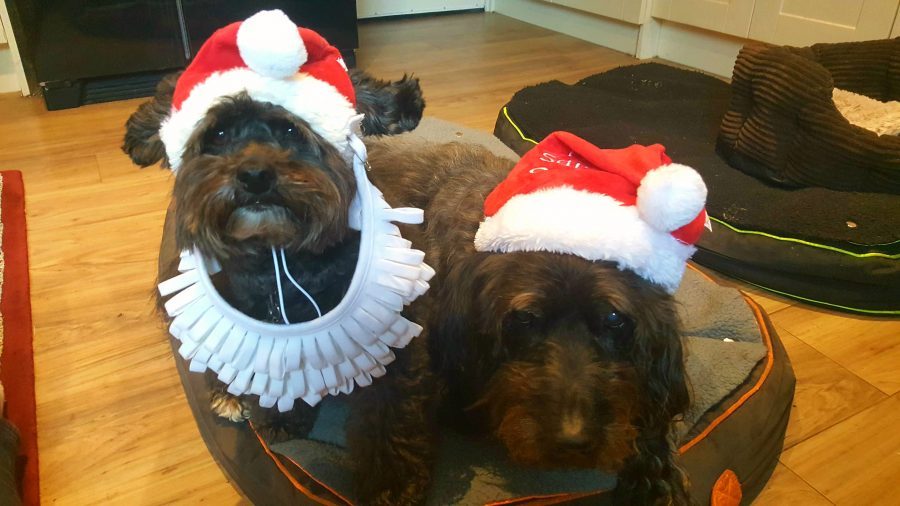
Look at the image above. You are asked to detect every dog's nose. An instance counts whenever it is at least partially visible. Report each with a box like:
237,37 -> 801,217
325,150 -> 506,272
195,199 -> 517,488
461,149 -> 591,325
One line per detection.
556,431 -> 592,452
237,168 -> 275,194
557,413 -> 592,452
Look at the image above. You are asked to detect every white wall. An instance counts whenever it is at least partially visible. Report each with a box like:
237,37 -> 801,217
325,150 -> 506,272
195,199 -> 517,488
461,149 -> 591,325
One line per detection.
492,0 -> 642,56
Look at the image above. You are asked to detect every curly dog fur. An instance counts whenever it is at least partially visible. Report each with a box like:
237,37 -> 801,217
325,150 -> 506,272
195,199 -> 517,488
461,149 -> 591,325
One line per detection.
129,65 -> 690,504
365,139 -> 692,505
128,70 -> 437,505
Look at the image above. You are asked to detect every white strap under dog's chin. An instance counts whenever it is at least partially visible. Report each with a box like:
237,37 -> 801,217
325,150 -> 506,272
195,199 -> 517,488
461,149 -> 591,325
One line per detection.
159,116 -> 435,412
272,246 -> 323,324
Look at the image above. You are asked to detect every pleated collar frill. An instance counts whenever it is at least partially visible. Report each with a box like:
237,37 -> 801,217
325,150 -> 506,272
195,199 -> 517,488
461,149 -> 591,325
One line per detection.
158,129 -> 434,412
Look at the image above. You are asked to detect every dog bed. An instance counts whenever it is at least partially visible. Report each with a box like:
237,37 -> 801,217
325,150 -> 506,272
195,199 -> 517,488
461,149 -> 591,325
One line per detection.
494,63 -> 900,315
159,118 -> 795,505
719,39 -> 900,194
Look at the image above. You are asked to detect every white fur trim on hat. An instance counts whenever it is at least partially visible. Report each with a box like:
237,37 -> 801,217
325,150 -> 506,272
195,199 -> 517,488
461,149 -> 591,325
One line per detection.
237,10 -> 306,79
159,68 -> 356,171
637,163 -> 707,232
474,187 -> 696,293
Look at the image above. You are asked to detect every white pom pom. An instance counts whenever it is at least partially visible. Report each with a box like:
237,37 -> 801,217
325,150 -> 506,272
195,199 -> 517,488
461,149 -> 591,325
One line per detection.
237,10 -> 306,79
637,163 -> 707,232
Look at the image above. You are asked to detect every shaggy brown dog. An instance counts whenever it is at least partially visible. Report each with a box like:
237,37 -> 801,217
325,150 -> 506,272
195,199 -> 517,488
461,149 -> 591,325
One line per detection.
128,69 -> 425,328
126,70 -> 438,505
366,139 -> 692,505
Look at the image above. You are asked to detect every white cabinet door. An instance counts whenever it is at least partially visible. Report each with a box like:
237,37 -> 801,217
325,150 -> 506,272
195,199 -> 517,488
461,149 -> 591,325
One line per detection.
652,0 -> 756,37
550,0 -> 645,24
749,0 -> 900,46
358,0 -> 485,18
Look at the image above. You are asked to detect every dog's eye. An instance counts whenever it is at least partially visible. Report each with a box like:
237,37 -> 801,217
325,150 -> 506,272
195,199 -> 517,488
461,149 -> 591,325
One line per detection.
272,120 -> 301,138
208,129 -> 228,146
603,311 -> 626,329
509,310 -> 540,327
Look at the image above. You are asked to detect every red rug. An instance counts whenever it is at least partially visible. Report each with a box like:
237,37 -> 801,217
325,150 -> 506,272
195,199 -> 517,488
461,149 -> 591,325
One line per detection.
0,171 -> 38,506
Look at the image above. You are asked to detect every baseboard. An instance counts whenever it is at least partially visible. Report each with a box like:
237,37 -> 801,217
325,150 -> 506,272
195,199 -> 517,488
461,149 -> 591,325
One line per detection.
491,0 -> 640,56
489,0 -> 746,79
0,0 -> 28,96
656,20 -> 745,78
0,46 -> 19,93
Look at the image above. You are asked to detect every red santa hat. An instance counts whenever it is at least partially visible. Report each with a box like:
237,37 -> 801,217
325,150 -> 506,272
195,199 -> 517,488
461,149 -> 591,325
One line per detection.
474,132 -> 708,293
159,9 -> 357,171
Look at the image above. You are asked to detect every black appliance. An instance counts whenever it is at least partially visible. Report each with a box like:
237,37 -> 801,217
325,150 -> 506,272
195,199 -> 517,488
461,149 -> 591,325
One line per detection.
5,0 -> 358,110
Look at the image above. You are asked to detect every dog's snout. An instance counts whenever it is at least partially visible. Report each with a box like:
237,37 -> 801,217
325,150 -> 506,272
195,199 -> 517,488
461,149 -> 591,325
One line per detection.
557,412 -> 591,451
237,168 -> 275,194
556,429 -> 591,451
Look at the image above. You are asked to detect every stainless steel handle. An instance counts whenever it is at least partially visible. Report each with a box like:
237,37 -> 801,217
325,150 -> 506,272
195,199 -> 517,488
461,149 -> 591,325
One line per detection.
175,0 -> 192,60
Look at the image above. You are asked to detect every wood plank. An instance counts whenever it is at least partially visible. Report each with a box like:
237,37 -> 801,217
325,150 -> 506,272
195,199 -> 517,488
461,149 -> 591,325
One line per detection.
31,275 -> 243,504
772,306 -> 900,395
777,329 -> 887,450
780,395 -> 900,505
4,153 -> 102,192
24,173 -> 170,234
753,462 -> 833,505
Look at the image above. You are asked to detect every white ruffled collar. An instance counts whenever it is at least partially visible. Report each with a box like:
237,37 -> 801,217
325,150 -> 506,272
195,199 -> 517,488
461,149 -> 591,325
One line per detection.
158,124 -> 434,412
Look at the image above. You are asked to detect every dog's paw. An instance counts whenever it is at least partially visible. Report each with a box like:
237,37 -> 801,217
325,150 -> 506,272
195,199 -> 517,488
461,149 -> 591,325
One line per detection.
210,392 -> 251,422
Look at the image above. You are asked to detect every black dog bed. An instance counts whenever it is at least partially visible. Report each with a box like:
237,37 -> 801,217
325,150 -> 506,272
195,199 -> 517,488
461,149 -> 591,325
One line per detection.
494,63 -> 900,315
159,119 -> 795,505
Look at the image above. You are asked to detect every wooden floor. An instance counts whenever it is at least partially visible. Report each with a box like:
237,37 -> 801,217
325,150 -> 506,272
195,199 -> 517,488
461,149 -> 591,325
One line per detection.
1,12 -> 898,506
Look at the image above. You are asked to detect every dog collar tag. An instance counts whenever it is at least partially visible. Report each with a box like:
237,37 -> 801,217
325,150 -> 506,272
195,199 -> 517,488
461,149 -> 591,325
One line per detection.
159,132 -> 434,411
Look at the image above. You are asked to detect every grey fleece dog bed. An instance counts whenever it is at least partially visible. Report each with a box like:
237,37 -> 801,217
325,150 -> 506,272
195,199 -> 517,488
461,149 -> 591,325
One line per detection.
159,118 -> 794,505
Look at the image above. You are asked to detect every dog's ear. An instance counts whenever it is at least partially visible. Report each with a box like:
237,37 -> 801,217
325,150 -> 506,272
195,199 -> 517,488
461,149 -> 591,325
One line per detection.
426,253 -> 487,377
350,69 -> 425,136
631,299 -> 690,429
122,72 -> 180,168
616,299 -> 692,505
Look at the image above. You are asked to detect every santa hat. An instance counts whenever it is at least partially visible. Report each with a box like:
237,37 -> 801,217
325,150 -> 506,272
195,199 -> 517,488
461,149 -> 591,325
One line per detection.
474,132 -> 708,293
159,9 -> 357,171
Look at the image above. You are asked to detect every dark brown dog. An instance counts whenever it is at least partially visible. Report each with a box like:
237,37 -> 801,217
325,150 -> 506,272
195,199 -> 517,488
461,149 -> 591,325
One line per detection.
366,140 -> 692,505
126,69 -> 423,327
125,70 -> 439,505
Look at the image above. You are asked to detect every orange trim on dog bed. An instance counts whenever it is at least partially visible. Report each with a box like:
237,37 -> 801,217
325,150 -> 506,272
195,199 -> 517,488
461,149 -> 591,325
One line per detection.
250,421 -> 352,506
678,294 -> 774,454
280,452 -> 355,506
250,268 -> 777,504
